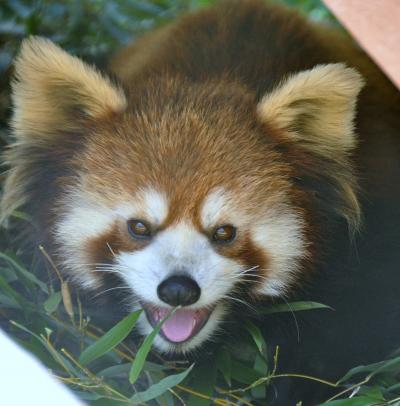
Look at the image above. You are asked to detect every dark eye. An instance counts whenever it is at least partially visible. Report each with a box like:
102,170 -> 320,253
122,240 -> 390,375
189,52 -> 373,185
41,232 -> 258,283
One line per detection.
212,225 -> 236,243
127,219 -> 152,239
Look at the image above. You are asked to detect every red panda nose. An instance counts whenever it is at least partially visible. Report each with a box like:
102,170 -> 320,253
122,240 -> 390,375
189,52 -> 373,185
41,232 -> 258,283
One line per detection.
157,275 -> 201,306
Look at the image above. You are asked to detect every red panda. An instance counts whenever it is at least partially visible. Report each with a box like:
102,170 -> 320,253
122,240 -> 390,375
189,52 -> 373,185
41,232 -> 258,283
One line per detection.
2,0 -> 400,403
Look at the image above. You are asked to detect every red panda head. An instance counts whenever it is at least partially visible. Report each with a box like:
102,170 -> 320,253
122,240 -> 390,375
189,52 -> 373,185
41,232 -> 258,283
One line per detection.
2,37 -> 364,353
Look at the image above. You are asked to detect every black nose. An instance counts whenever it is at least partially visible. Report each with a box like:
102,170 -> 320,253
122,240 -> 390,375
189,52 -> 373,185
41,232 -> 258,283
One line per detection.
157,275 -> 201,306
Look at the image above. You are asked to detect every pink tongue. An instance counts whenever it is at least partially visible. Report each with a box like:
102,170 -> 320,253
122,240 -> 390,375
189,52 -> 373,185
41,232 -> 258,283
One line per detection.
159,308 -> 197,343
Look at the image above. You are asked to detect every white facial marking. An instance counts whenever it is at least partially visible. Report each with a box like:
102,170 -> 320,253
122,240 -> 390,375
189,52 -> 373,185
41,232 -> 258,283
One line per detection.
115,188 -> 168,225
201,188 -> 307,297
54,192 -> 117,288
55,184 -> 308,353
117,221 -> 240,306
201,188 -> 229,228
252,209 -> 306,296
201,188 -> 244,229
141,188 -> 169,225
53,188 -> 168,287
116,221 -> 242,351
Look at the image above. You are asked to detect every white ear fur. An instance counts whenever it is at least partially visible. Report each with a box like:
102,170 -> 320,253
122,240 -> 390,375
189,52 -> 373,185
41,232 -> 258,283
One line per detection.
11,36 -> 127,139
257,63 -> 365,153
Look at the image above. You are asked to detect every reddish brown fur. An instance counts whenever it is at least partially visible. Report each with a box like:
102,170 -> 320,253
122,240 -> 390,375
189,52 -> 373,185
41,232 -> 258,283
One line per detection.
4,0 -> 398,267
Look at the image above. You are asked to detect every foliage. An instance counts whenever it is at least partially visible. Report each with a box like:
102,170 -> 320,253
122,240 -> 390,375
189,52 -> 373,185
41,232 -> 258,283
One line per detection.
2,251 -> 400,405
0,0 -> 399,405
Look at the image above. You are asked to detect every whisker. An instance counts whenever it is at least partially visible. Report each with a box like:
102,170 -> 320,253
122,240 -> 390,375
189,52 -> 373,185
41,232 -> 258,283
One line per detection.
92,268 -> 126,277
221,294 -> 257,313
106,242 -> 117,259
238,265 -> 260,274
93,264 -> 127,276
235,278 -> 266,284
241,274 -> 270,282
281,296 -> 301,343
92,286 -> 133,299
78,263 -> 131,273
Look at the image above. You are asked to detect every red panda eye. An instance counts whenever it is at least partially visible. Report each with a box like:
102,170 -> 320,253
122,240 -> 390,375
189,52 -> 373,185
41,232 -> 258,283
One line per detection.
212,225 -> 236,243
127,219 -> 152,239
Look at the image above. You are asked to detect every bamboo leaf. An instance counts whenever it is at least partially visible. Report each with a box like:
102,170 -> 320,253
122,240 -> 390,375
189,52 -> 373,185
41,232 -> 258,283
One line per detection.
245,320 -> 266,355
339,355 -> 400,383
79,310 -> 142,365
261,301 -> 333,315
217,348 -> 232,387
187,362 -> 217,406
0,252 -> 48,294
129,307 -> 178,384
44,291 -> 62,314
131,364 -> 194,404
320,397 -> 382,406
0,292 -> 21,309
0,275 -> 31,310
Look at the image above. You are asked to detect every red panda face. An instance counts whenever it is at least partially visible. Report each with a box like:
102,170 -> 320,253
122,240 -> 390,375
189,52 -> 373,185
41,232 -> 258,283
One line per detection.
52,89 -> 307,352
2,38 -> 363,353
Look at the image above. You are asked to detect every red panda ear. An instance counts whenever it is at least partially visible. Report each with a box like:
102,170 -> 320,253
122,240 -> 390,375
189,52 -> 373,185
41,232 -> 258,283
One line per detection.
257,63 -> 364,154
1,37 -> 126,223
11,36 -> 127,140
257,64 -> 365,231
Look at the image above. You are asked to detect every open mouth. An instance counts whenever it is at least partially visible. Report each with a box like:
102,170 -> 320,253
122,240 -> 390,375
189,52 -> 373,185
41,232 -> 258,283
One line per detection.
143,303 -> 213,343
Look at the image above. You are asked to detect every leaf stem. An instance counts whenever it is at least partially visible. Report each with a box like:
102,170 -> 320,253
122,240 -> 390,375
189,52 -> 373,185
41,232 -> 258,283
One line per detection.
226,372 -> 339,394
61,347 -> 130,402
324,375 -> 372,402
176,384 -> 235,406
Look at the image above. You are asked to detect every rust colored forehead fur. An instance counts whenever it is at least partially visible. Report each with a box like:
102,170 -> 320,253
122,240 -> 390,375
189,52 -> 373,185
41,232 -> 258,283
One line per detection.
77,77 -> 293,223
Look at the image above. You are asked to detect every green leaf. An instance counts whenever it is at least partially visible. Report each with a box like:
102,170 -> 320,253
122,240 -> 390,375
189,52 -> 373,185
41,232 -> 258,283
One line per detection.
0,252 -> 48,294
253,353 -> 268,375
99,360 -> 166,378
79,310 -> 142,365
145,361 -> 170,372
386,382 -> 400,393
71,391 -> 104,401
359,386 -> 385,401
98,363 -> 132,378
261,301 -> 333,314
11,210 -> 33,223
373,355 -> 400,376
91,399 -> 127,406
251,354 -> 268,399
129,307 -> 178,384
339,362 -> 382,383
0,275 -> 31,310
11,321 -> 81,376
10,320 -> 42,342
320,397 -> 382,406
230,360 -> 264,385
245,320 -> 267,355
251,382 -> 266,399
0,292 -> 21,309
339,355 -> 400,383
217,348 -> 232,387
155,389 -> 175,406
15,337 -> 60,371
187,362 -> 217,406
0,266 -> 18,282
44,291 -> 62,314
131,364 -> 194,404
